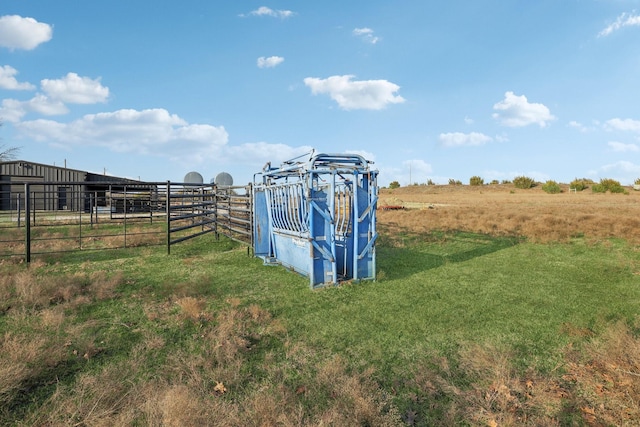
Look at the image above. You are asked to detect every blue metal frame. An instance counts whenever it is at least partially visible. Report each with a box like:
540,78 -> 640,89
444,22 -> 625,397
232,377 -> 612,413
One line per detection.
253,152 -> 378,289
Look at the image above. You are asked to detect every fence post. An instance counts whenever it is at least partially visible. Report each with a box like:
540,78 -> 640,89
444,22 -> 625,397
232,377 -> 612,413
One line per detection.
123,185 -> 127,248
16,193 -> 21,228
166,181 -> 171,255
77,188 -> 82,249
24,183 -> 31,263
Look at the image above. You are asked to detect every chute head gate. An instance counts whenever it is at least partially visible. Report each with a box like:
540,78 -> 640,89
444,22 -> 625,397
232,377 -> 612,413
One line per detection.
253,152 -> 378,289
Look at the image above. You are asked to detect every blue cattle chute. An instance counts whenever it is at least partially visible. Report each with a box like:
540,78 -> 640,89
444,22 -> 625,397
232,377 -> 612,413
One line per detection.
252,152 -> 378,289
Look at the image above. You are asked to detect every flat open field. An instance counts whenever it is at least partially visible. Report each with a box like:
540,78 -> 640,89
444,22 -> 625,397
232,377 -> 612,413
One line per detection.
378,184 -> 640,243
2,184 -> 640,426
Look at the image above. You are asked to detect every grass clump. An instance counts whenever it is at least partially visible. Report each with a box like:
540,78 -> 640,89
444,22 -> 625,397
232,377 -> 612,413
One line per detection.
592,178 -> 626,194
469,176 -> 484,186
570,177 -> 594,192
513,175 -> 536,189
542,180 -> 562,194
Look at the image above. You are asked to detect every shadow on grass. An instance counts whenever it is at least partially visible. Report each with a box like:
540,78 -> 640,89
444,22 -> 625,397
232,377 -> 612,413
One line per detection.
377,226 -> 522,280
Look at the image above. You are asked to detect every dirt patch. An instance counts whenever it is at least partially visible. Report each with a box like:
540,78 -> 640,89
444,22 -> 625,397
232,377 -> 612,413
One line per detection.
378,184 -> 640,243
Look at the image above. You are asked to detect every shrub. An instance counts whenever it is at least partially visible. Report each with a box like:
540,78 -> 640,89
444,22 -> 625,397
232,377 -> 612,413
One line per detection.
569,178 -> 593,192
448,179 -> 462,186
469,176 -> 484,186
592,178 -> 626,194
427,179 -> 435,186
388,181 -> 400,189
635,178 -> 640,185
542,180 -> 562,194
490,180 -> 499,185
513,176 -> 536,189
501,179 -> 512,185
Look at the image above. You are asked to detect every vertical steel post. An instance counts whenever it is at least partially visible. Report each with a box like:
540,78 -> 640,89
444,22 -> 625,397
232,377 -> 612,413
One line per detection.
123,185 -> 127,248
352,171 -> 360,280
16,194 -> 21,228
24,183 -> 30,263
329,171 -> 337,284
78,187 -> 82,249
166,181 -> 171,255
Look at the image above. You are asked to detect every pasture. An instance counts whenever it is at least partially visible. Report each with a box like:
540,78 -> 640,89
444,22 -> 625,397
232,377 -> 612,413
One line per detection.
1,184 -> 639,426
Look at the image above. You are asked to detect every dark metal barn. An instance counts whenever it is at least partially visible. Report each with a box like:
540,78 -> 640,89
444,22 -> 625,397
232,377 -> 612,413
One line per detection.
0,160 -> 143,211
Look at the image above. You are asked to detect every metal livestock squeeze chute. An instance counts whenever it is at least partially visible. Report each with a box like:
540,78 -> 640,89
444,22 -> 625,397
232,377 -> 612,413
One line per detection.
252,152 -> 378,289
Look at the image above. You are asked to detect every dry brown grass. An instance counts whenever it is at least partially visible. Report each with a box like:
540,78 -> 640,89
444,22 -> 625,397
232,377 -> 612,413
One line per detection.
16,296 -> 402,426
404,319 -> 640,426
564,320 -> 640,426
379,185 -> 640,243
0,266 -> 126,416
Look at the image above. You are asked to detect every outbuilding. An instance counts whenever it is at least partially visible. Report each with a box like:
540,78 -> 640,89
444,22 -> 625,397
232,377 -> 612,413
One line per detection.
0,160 -> 145,212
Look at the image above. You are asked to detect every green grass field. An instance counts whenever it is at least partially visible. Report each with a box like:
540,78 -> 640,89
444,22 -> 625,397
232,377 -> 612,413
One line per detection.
1,228 -> 639,425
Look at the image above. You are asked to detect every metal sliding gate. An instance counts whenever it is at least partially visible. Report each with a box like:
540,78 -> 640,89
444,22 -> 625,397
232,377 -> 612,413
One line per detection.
166,183 -> 252,252
252,153 -> 378,289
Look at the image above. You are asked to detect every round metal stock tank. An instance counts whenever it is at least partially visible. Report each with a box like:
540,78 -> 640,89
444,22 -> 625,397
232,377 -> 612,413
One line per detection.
183,171 -> 204,184
215,172 -> 233,187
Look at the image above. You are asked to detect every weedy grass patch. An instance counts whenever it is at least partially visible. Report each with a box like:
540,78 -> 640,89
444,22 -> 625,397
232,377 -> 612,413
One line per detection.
1,230 -> 639,426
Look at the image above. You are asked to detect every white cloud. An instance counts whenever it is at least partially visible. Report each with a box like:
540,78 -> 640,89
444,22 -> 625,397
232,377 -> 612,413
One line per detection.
495,133 -> 509,143
26,94 -> 69,116
244,6 -> 294,19
598,161 -> 640,184
0,65 -> 35,90
0,98 -> 27,122
492,92 -> 555,128
0,15 -> 52,50
608,141 -> 639,152
605,118 -> 640,133
15,108 -> 229,163
0,95 -> 68,123
568,120 -> 590,133
439,132 -> 493,147
0,72 -> 107,122
353,27 -> 380,44
464,116 -> 474,125
404,159 -> 432,175
599,12 -> 640,37
41,73 -> 109,104
257,56 -> 284,68
303,75 -> 405,110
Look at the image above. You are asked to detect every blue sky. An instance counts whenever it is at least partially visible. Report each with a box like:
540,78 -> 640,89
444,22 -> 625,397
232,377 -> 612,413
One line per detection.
1,1 -> 640,186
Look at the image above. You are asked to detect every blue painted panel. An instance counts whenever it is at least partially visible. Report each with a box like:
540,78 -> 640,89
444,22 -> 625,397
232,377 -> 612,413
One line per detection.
252,188 -> 270,257
272,233 -> 309,276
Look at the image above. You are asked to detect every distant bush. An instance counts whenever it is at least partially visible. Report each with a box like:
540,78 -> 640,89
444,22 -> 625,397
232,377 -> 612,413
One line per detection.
542,180 -> 562,194
427,179 -> 435,185
388,181 -> 400,189
490,180 -> 499,185
635,178 -> 640,185
592,178 -> 625,194
469,176 -> 484,186
448,178 -> 462,186
569,178 -> 593,192
501,179 -> 512,185
513,176 -> 536,189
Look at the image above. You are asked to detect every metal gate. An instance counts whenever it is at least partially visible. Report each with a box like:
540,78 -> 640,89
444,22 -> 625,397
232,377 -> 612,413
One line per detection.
252,153 -> 378,289
166,183 -> 252,252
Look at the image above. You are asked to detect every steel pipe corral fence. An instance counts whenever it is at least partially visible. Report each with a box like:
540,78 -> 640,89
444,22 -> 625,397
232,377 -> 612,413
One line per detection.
1,163 -> 377,290
0,181 -> 253,262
